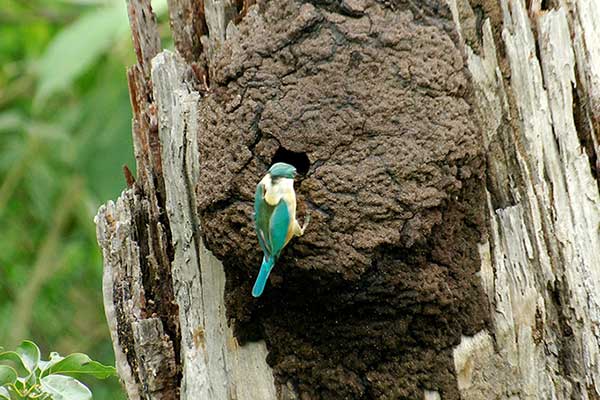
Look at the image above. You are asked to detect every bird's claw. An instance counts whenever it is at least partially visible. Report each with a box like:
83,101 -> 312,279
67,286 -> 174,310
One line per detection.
300,214 -> 311,235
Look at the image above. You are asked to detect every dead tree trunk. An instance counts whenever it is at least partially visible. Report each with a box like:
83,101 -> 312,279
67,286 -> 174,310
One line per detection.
449,0 -> 600,398
95,0 -> 600,399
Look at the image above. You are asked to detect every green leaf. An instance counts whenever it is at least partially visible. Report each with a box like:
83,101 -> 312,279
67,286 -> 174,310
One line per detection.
45,354 -> 116,379
39,352 -> 64,373
0,352 -> 28,377
0,366 -> 17,386
15,341 -> 40,374
0,111 -> 25,133
0,386 -> 9,400
40,375 -> 91,400
34,4 -> 129,105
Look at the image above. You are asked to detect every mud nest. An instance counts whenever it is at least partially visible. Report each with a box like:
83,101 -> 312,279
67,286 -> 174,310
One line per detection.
196,0 -> 489,398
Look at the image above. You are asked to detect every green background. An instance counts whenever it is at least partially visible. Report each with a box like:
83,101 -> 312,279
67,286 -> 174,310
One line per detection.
1,0 -> 169,397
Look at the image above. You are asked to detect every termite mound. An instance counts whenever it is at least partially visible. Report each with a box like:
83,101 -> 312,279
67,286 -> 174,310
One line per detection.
196,0 -> 489,398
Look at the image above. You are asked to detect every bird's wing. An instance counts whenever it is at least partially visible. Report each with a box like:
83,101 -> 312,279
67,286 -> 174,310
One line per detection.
254,182 -> 273,256
269,199 -> 291,257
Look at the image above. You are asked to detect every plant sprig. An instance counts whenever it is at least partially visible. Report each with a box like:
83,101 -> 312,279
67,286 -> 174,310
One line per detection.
0,341 -> 116,400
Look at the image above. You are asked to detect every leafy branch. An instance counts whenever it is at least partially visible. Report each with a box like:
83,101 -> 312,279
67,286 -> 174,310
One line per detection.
0,341 -> 116,400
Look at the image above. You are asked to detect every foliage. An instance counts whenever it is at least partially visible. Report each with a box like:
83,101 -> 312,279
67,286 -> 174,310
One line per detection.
1,0 -> 168,398
0,340 -> 116,399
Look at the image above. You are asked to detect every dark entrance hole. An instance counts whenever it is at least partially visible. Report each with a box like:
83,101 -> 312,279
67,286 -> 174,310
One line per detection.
271,147 -> 310,175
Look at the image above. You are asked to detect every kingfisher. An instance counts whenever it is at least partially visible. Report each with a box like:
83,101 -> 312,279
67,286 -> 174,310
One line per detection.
252,162 -> 310,297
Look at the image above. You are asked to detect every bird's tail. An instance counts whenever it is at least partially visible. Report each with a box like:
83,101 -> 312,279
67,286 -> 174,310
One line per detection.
252,256 -> 275,297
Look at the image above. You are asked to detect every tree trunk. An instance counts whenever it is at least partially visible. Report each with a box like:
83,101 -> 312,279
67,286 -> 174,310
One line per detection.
95,0 -> 600,399
449,0 -> 600,398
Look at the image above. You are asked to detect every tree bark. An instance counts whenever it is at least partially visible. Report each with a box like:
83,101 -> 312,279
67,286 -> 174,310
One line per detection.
449,0 -> 600,398
96,1 -> 275,399
95,0 -> 600,399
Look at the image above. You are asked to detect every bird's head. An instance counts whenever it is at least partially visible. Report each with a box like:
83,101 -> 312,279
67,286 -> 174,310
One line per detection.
268,162 -> 297,179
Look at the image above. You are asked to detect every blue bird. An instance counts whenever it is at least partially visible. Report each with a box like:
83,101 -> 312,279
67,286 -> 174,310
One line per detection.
252,162 -> 310,297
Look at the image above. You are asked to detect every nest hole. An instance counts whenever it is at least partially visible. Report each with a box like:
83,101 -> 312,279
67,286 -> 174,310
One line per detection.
271,146 -> 310,175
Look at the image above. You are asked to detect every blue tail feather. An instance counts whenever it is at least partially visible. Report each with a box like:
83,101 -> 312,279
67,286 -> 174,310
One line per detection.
252,256 -> 275,297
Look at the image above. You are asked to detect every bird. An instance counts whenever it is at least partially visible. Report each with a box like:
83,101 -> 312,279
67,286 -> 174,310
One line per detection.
252,162 -> 310,297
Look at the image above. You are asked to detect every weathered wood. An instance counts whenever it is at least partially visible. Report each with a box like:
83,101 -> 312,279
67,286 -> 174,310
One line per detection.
450,0 -> 600,398
166,0 -> 206,62
565,0 -> 600,179
126,0 -> 163,183
97,196 -> 140,400
97,0 -> 280,397
566,0 -> 600,147
152,50 -> 276,399
203,0 -> 237,43
97,0 -> 600,398
127,0 -> 161,77
97,49 -> 277,400
97,2 -> 180,399
96,192 -> 179,400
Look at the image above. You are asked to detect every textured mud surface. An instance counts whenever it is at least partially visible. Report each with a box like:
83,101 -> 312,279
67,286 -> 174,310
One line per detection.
196,0 -> 489,398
